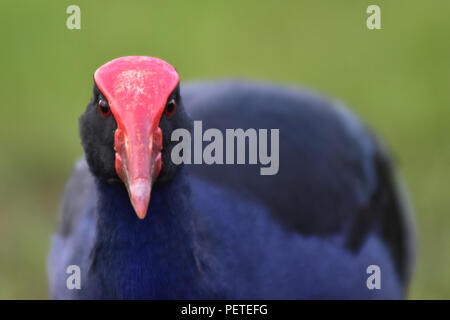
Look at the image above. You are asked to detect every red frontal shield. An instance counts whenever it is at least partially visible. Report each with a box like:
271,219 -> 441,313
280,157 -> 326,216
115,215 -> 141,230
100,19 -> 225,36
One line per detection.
94,56 -> 179,219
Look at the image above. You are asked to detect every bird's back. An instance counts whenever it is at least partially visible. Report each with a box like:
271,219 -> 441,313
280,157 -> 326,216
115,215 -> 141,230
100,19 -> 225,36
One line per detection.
182,80 -> 415,288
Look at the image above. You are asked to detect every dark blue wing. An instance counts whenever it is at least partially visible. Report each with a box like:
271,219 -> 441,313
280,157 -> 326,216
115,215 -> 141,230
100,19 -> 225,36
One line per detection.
182,80 -> 415,284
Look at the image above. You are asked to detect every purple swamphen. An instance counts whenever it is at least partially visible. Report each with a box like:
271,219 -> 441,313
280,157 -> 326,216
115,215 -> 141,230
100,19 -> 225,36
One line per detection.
48,56 -> 415,299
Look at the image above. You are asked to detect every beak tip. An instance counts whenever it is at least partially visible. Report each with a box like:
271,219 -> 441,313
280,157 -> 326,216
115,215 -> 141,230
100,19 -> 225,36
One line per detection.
136,210 -> 147,220
128,179 -> 151,220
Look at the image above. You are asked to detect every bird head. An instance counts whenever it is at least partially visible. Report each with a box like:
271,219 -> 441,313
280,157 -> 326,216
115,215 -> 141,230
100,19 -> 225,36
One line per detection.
80,56 -> 190,219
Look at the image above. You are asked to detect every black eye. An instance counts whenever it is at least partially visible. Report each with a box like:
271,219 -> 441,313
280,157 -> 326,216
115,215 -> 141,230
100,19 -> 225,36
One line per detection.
164,98 -> 176,117
98,99 -> 111,117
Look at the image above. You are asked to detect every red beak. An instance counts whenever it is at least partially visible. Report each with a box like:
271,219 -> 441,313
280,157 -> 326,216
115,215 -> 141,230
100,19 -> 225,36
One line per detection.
94,56 -> 179,219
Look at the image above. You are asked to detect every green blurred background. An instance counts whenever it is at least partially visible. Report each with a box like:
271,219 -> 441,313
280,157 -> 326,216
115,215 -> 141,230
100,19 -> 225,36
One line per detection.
0,0 -> 449,299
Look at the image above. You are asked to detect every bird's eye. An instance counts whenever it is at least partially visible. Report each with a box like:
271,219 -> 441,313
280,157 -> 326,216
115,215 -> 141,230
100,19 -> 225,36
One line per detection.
164,98 -> 177,117
98,99 -> 111,117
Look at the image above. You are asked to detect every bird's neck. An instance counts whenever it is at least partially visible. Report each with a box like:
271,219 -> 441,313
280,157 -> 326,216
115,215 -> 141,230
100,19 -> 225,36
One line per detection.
90,168 -> 201,298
